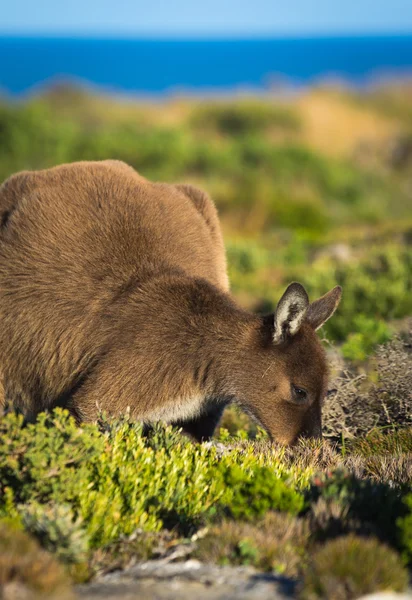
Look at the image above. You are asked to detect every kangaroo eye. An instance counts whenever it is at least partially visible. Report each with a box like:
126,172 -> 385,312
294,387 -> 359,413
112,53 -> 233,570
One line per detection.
291,384 -> 308,404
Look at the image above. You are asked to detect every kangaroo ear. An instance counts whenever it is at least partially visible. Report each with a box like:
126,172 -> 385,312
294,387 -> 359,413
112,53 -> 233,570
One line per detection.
273,282 -> 309,344
306,286 -> 342,331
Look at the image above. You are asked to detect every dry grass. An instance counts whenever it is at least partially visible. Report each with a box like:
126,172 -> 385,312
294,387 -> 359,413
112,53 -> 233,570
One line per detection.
0,522 -> 72,599
91,529 -> 179,576
345,453 -> 412,487
300,534 -> 409,600
196,511 -> 309,577
296,89 -> 401,158
217,426 -> 411,487
308,497 -> 357,542
323,333 -> 412,441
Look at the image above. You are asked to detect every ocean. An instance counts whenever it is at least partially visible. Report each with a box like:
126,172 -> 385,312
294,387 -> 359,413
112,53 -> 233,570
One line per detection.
1,35 -> 412,96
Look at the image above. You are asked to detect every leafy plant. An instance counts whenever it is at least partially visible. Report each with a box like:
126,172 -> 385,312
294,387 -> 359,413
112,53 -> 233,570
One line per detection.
341,315 -> 392,361
20,503 -> 89,564
0,410 -> 305,550
397,493 -> 412,565
220,464 -> 305,520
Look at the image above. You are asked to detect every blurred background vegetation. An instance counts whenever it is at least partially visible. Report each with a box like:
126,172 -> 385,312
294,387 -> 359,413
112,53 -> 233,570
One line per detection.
2,82 -> 412,360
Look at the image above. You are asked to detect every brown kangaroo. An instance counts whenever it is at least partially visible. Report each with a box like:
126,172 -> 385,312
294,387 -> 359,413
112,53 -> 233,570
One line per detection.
0,160 -> 341,444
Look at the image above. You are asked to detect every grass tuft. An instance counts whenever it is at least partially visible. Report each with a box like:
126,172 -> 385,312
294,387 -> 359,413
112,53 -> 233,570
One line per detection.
300,534 -> 409,600
196,512 -> 309,577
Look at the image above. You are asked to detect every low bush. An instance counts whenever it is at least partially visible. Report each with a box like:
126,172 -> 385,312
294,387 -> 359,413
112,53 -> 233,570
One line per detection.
0,520 -> 72,599
297,245 -> 412,344
219,464 -> 305,520
0,408 -> 409,578
300,534 -> 409,600
0,410 -> 305,550
308,470 -> 408,548
397,493 -> 412,565
20,503 -> 89,564
324,334 -> 412,439
226,240 -> 270,276
0,93 -> 404,238
191,101 -> 301,136
217,404 -> 257,437
196,511 -> 309,577
341,315 -> 392,361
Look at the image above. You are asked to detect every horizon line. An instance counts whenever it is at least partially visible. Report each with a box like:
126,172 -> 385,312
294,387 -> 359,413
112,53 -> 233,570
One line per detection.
1,30 -> 412,41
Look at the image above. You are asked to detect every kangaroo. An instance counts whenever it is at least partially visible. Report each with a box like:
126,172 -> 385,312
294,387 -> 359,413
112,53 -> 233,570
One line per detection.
0,160 -> 341,444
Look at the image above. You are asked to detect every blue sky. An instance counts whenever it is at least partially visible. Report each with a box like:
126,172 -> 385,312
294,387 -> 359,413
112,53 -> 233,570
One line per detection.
2,0 -> 412,37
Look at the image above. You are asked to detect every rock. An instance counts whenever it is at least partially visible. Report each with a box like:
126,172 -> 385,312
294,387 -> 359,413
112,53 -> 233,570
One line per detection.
76,559 -> 295,600
358,593 -> 412,600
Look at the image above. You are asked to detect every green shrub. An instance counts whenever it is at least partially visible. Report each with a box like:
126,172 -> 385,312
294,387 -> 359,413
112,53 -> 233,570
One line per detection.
297,245 -> 412,342
308,470 -> 407,547
272,195 -> 329,233
301,534 -> 408,600
219,464 -> 305,520
20,503 -> 89,564
0,93 -> 403,237
0,411 -> 223,545
397,493 -> 412,564
0,411 -> 104,507
217,405 -> 257,437
0,410 -> 304,551
226,240 -> 270,275
191,101 -> 301,136
341,315 -> 392,361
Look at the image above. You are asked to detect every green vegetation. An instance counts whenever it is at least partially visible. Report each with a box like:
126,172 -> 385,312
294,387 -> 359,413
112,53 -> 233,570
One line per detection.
0,98 -> 401,233
398,493 -> 412,564
1,86 -> 412,355
228,242 -> 412,350
0,410 -> 307,548
0,84 -> 411,594
21,504 -> 89,565
191,100 -> 302,135
0,399 -> 410,590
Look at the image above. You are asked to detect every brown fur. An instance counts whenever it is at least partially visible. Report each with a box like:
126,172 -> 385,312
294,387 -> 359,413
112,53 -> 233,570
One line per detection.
0,160 -> 341,444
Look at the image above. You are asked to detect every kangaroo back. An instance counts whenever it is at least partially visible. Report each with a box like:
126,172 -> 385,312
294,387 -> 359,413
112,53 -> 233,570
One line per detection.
0,161 -> 228,413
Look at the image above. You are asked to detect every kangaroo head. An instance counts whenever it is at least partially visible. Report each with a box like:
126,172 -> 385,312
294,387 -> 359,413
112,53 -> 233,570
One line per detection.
233,283 -> 341,444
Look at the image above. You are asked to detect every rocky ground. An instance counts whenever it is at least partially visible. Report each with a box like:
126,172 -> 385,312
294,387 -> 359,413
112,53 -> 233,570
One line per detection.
77,559 -> 299,600
76,560 -> 412,600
